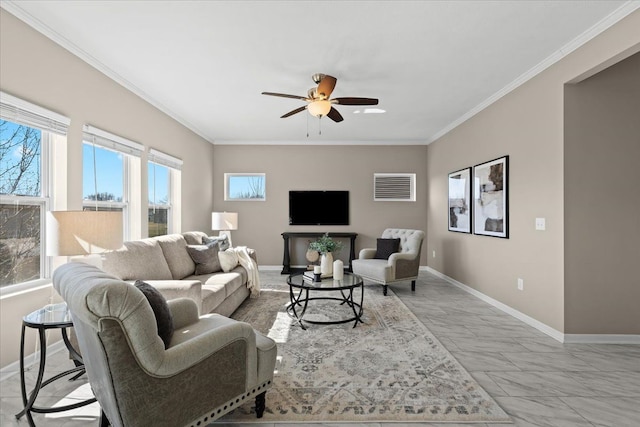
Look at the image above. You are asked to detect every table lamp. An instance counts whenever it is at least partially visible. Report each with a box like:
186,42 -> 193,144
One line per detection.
46,211 -> 123,265
211,212 -> 238,247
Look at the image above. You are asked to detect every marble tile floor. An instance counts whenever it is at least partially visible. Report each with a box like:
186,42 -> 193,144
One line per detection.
1,270 -> 638,426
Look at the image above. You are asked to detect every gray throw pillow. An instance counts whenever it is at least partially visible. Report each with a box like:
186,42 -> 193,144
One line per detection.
134,280 -> 174,349
374,238 -> 401,260
186,243 -> 222,274
203,234 -> 230,251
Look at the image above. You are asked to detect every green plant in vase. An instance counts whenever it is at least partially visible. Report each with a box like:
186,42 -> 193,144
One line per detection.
309,233 -> 343,276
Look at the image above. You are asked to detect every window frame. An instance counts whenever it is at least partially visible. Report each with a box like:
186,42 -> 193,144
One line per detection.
0,92 -> 69,293
224,173 -> 266,201
82,125 -> 143,241
147,160 -> 172,237
147,148 -> 182,236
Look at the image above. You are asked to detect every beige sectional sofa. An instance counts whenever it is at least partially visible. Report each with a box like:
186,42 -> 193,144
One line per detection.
100,231 -> 255,315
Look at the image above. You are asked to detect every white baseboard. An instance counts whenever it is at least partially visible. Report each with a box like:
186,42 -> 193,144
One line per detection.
423,267 -> 640,344
258,265 -> 285,271
0,340 -> 66,383
563,334 -> 640,344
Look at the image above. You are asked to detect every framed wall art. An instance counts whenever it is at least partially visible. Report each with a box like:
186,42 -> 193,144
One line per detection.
224,173 -> 266,201
473,156 -> 508,238
448,167 -> 472,233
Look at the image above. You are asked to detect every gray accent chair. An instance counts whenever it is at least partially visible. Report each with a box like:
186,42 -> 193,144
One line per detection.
53,262 -> 277,427
352,228 -> 425,296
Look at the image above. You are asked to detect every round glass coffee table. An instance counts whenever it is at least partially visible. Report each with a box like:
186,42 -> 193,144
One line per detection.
286,272 -> 364,329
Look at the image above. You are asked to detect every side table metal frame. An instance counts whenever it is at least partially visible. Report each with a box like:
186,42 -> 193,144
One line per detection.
15,304 -> 97,426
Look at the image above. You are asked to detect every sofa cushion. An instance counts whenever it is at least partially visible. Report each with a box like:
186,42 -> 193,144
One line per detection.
102,239 -> 173,280
218,249 -> 239,272
134,280 -> 174,349
182,231 -> 207,246
186,244 -> 222,275
154,234 -> 195,279
203,235 -> 230,251
374,238 -> 401,260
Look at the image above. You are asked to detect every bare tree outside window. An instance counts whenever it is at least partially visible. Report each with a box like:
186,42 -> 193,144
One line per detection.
0,120 -> 43,286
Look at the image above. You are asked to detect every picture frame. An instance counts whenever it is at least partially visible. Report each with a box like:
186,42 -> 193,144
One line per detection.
224,173 -> 266,201
448,168 -> 472,233
473,156 -> 508,238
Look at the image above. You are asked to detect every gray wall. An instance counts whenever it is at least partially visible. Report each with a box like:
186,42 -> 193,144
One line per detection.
212,144 -> 428,267
426,11 -> 640,333
564,52 -> 640,334
0,10 -> 215,368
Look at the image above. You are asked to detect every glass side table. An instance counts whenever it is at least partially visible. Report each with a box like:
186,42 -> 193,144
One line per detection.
15,302 -> 97,426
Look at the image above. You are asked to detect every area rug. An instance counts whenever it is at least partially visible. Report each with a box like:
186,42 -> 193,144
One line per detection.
217,277 -> 511,423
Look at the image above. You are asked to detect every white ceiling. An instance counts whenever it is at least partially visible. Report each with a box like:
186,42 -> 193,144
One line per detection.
3,1 -> 636,144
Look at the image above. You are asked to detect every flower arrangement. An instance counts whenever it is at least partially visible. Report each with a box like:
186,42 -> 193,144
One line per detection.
309,233 -> 343,254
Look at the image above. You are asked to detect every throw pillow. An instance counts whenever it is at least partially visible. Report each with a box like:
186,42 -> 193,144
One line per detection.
203,234 -> 230,251
218,249 -> 240,272
374,238 -> 401,260
186,243 -> 222,275
134,280 -> 174,349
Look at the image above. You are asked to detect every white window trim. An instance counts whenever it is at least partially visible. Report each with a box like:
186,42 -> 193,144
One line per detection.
1,94 -> 68,291
148,154 -> 180,235
224,173 -> 266,201
82,126 -> 143,241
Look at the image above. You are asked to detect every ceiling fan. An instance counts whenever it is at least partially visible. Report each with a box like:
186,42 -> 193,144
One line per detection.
262,73 -> 379,123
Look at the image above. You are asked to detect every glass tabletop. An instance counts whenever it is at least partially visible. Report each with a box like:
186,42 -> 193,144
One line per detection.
287,272 -> 363,290
23,302 -> 72,327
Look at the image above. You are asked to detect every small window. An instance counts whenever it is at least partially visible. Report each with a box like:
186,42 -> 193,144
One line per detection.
224,173 -> 266,201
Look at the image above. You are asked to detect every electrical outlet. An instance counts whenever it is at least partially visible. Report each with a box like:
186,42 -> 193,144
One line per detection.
517,278 -> 524,291
432,250 -> 436,258
535,217 -> 546,231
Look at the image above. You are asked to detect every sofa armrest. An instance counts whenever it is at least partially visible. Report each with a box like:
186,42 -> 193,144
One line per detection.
358,248 -> 376,259
143,280 -> 202,313
388,252 -> 419,278
167,298 -> 200,329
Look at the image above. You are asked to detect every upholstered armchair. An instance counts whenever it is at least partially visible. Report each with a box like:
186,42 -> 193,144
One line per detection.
352,228 -> 425,296
52,262 -> 277,427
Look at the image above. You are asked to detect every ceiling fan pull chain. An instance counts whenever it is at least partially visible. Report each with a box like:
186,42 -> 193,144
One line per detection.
319,116 -> 322,135
306,113 -> 309,138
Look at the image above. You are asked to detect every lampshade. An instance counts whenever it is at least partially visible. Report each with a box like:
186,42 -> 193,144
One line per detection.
211,212 -> 238,231
307,100 -> 331,117
46,211 -> 123,256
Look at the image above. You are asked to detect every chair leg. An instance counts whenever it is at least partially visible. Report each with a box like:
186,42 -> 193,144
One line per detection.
411,280 -> 416,291
383,285 -> 388,296
99,410 -> 110,427
255,391 -> 266,418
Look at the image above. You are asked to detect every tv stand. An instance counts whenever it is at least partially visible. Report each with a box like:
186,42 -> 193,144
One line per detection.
281,232 -> 358,274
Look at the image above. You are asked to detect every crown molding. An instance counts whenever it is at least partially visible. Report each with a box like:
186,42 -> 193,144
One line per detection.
213,139 -> 427,146
427,1 -> 640,144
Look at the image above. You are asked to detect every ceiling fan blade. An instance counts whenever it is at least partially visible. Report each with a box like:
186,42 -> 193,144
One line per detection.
317,75 -> 337,98
280,105 -> 307,118
333,97 -> 379,106
327,107 -> 344,123
262,92 -> 308,101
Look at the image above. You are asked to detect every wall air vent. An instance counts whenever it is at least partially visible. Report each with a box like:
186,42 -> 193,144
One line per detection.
374,173 -> 416,201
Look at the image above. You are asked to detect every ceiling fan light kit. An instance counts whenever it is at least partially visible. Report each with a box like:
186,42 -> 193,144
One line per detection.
262,73 -> 379,124
307,100 -> 332,117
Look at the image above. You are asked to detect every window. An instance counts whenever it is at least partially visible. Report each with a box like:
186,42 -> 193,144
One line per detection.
148,148 -> 182,237
0,91 -> 69,289
82,125 -> 143,241
224,173 -> 266,201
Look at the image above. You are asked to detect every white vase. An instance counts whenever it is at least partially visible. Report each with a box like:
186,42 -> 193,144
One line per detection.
320,252 -> 333,276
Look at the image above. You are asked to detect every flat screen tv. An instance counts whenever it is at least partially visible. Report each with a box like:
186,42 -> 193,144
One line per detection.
289,191 -> 349,225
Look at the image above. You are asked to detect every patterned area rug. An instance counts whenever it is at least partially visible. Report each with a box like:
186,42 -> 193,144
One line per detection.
218,277 -> 511,423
